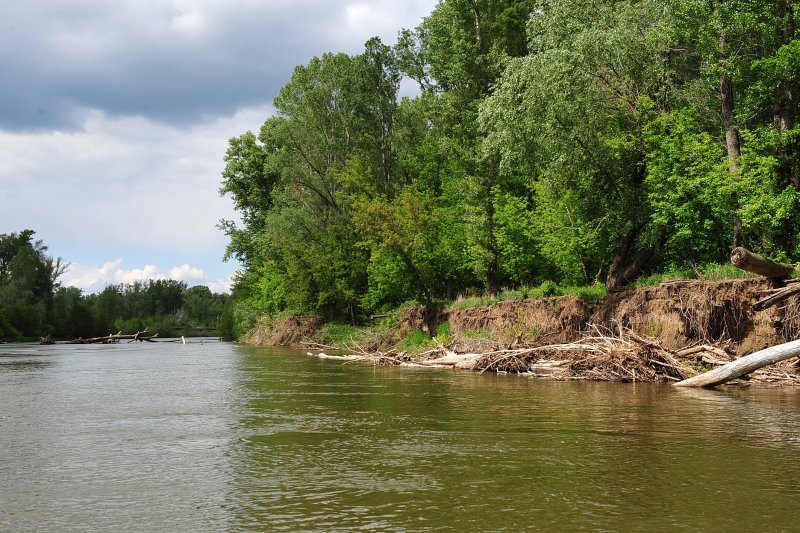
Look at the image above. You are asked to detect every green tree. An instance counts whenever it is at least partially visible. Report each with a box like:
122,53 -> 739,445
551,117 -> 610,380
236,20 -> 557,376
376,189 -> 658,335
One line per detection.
221,40 -> 402,321
396,0 -> 540,295
0,230 -> 67,339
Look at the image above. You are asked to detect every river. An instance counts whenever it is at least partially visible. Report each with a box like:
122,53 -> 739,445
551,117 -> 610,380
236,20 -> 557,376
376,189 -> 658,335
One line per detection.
2,340 -> 800,531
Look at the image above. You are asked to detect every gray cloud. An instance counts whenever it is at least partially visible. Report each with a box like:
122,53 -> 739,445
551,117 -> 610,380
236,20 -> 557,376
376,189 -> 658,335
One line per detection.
1,0 -> 434,132
0,0 -> 436,292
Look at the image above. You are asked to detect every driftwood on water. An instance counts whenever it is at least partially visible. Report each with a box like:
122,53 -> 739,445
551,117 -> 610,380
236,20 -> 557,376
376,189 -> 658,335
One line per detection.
66,327 -> 159,344
675,339 -> 800,387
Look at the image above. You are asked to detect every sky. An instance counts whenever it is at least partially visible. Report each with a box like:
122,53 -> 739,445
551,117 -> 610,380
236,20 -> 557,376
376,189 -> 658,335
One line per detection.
0,0 -> 437,294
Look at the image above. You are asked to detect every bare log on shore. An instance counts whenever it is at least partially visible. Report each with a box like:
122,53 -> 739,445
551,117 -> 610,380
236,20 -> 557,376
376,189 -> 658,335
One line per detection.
675,339 -> 800,387
730,247 -> 796,279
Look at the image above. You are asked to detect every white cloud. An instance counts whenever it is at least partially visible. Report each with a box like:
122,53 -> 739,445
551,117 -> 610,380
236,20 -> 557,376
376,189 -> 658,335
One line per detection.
63,259 -> 232,294
61,259 -> 125,292
114,264 -> 161,285
169,263 -> 206,281
206,274 -> 235,295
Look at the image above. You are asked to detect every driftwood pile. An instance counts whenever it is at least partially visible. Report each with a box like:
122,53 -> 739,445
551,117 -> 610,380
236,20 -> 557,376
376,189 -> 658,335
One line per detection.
309,325 -> 800,387
309,325 -> 726,383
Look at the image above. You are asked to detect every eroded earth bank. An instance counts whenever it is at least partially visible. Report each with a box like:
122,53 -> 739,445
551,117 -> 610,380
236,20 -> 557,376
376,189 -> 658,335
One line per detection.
244,279 -> 800,385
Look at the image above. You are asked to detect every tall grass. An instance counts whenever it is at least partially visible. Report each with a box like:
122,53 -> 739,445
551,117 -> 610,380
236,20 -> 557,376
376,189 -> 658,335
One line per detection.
632,262 -> 756,287
450,281 -> 607,309
317,323 -> 368,347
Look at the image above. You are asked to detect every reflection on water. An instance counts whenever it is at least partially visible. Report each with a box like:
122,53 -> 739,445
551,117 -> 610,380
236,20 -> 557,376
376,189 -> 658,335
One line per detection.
2,342 -> 800,531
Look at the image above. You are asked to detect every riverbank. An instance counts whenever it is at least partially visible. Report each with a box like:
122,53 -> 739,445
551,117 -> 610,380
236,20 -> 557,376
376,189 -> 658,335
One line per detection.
242,278 -> 800,385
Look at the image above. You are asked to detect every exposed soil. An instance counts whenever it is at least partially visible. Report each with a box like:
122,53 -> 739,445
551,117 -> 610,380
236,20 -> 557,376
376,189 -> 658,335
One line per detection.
242,314 -> 322,346
393,279 -> 795,356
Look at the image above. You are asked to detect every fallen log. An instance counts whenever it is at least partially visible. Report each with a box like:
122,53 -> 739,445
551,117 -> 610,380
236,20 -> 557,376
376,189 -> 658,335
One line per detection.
753,284 -> 800,311
730,247 -> 796,279
674,339 -> 800,387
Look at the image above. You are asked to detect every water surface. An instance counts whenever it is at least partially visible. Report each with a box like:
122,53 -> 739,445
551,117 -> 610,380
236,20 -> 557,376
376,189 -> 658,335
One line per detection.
2,341 -> 800,531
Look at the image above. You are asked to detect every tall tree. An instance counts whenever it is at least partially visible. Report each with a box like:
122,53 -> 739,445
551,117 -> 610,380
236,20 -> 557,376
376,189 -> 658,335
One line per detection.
396,0 -> 539,295
483,0 -> 680,289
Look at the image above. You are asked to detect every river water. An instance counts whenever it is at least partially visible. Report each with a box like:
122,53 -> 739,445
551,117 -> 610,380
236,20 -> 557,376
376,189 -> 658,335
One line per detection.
2,341 -> 800,531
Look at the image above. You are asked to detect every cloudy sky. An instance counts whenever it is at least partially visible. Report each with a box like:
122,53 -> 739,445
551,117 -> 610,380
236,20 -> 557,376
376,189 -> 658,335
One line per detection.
0,0 -> 436,294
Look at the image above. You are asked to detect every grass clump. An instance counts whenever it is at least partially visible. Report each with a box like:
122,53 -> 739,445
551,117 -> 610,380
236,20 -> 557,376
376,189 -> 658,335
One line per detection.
450,280 -> 607,310
451,294 -> 500,310
559,283 -> 607,302
402,329 -> 433,352
464,328 -> 492,340
696,262 -> 755,280
434,322 -> 452,344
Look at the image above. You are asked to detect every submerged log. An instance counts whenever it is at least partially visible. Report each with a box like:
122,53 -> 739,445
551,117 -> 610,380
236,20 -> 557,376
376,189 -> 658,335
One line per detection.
730,247 -> 796,279
674,339 -> 800,387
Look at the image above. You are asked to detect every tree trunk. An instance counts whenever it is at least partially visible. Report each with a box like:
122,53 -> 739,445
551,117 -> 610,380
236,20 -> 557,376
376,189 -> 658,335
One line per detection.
605,226 -> 663,291
484,158 -> 500,298
486,191 -> 499,297
675,339 -> 800,387
778,0 -> 798,191
730,247 -> 796,279
606,228 -> 636,291
719,32 -> 745,248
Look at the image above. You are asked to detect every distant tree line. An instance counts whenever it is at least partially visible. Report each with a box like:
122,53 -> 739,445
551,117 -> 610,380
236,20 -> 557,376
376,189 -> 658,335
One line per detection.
219,0 -> 799,332
0,230 -> 233,341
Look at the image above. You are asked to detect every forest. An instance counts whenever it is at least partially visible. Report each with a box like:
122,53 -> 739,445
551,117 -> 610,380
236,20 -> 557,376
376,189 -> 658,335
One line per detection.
218,0 -> 797,334
0,230 -> 233,341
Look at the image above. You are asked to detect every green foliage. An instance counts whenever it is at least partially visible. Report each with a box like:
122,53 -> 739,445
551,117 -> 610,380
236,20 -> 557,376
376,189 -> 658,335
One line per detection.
644,109 -> 732,263
0,230 -> 65,339
217,300 -> 235,341
219,0 -> 800,337
434,321 -> 452,344
402,329 -> 433,352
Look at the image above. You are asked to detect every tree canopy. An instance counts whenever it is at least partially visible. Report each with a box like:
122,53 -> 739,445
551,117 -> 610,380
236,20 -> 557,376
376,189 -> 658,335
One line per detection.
221,0 -> 800,332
